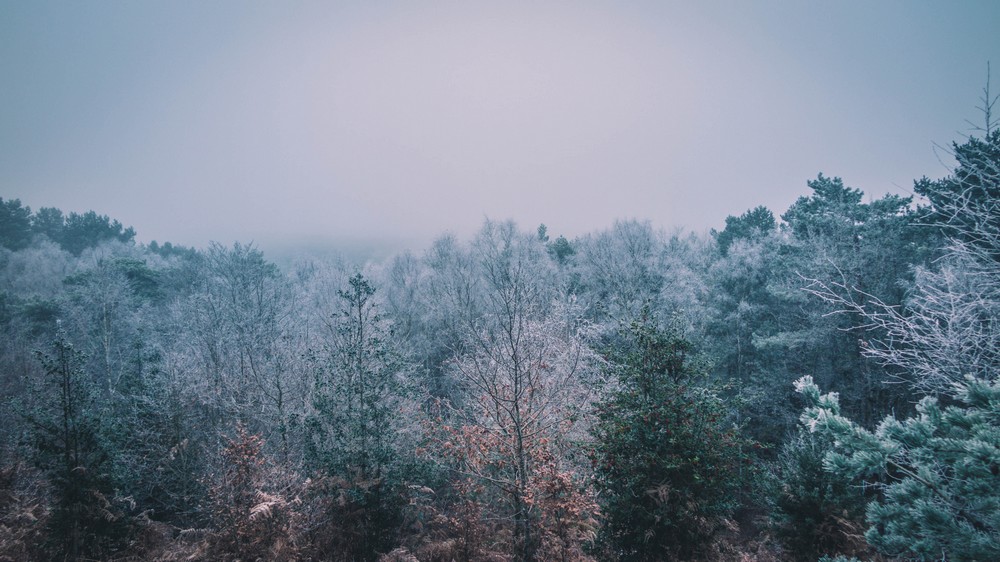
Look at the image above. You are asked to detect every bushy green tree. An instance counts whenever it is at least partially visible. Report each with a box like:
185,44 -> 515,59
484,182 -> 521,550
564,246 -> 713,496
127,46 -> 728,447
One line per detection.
782,174 -> 932,427
24,336 -> 128,560
797,375 -> 1000,560
0,197 -> 33,251
914,129 -> 1000,248
56,210 -> 136,256
548,234 -> 576,266
591,313 -> 756,561
774,430 -> 869,561
100,337 -> 205,526
30,207 -> 65,244
308,273 -> 406,482
714,205 -> 776,256
306,272 -> 409,560
797,127 -> 1000,560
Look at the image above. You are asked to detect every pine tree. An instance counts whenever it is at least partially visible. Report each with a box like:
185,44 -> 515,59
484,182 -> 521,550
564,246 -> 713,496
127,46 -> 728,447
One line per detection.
796,375 -> 1000,559
795,117 -> 1000,560
774,430 -> 870,561
305,273 -> 409,560
25,335 -> 127,560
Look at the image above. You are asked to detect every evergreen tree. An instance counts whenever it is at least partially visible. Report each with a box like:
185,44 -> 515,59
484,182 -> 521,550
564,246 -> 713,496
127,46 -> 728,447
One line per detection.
914,129 -> 1000,251
774,430 -> 870,561
714,205 -> 776,256
25,336 -> 128,560
797,375 -> 1000,560
591,313 -> 755,561
0,197 -> 33,251
305,272 -> 409,560
30,207 -> 65,245
59,210 -> 136,256
795,128 -> 1000,560
782,174 -> 930,426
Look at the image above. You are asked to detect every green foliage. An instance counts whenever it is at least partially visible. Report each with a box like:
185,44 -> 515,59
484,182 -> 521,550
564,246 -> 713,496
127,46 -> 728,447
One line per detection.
548,234 -> 576,265
30,207 -> 65,244
782,174 -> 929,290
797,375 -> 1000,560
0,197 -> 33,251
147,239 -> 197,260
308,273 -> 406,477
100,339 -> 205,526
0,115 -> 993,561
40,209 -> 136,256
791,126 -> 1000,560
777,173 -> 932,427
705,232 -> 819,450
782,174 -> 867,239
537,223 -> 550,242
915,129 -> 1000,244
0,202 -> 137,255
64,257 -> 162,303
18,297 -> 61,338
25,336 -> 130,560
306,273 -> 409,560
591,314 -> 756,561
111,257 -> 162,302
774,431 -> 869,561
715,205 -> 776,255
702,174 -> 932,453
781,174 -> 926,301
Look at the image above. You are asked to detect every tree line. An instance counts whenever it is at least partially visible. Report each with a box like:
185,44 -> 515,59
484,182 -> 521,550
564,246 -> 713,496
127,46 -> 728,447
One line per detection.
0,128 -> 997,561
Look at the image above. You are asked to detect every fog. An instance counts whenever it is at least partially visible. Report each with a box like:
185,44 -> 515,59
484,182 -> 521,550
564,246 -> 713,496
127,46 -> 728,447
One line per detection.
2,1 -> 998,254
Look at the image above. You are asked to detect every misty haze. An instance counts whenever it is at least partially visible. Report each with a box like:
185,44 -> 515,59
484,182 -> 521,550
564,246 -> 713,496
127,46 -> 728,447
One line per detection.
2,2 -> 1000,561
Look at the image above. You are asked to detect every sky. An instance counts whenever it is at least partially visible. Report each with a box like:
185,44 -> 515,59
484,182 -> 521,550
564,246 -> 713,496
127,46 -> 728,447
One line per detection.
2,1 -> 999,256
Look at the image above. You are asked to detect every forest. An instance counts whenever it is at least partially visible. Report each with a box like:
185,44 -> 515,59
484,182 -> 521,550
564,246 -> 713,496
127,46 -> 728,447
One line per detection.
1,124 -> 999,561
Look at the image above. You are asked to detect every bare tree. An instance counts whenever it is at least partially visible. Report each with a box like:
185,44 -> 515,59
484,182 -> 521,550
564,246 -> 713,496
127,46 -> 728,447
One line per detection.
445,220 -> 599,561
188,243 -> 301,456
966,62 -> 999,136
574,219 -> 665,323
806,130 -> 1000,395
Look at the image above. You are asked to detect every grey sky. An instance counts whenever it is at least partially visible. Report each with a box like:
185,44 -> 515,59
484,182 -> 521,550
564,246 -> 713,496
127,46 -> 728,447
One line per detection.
2,1 -> 999,255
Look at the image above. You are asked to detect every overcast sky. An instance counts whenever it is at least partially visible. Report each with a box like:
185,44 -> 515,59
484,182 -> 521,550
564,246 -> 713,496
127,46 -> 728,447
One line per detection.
2,1 -> 999,255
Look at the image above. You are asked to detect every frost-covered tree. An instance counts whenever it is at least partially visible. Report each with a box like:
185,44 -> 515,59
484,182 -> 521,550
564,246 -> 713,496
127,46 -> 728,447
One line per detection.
574,219 -> 664,323
188,242 -> 299,451
305,272 -> 411,561
797,130 -> 1000,559
441,220 -> 599,562
797,375 -> 1000,560
24,336 -> 129,560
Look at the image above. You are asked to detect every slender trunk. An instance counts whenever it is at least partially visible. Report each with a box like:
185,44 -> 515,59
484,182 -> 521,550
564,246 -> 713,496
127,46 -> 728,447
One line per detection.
514,423 -> 534,562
